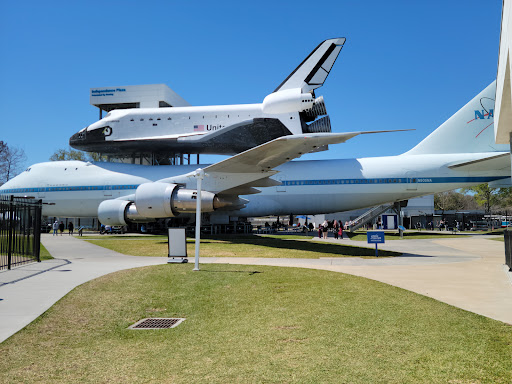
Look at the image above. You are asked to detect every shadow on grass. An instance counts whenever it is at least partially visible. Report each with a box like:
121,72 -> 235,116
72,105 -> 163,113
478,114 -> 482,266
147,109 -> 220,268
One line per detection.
200,270 -> 262,275
187,235 -> 400,257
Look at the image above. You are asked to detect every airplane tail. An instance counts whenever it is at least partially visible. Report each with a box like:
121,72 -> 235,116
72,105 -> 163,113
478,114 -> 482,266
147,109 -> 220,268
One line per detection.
273,38 -> 346,94
405,81 -> 509,155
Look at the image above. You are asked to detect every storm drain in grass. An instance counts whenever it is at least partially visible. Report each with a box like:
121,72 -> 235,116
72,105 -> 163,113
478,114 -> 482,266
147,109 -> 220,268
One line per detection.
128,318 -> 185,330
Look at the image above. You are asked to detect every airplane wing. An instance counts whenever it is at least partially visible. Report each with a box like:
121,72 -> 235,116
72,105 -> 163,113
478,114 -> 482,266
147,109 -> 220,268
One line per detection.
205,132 -> 361,174
158,130 -> 410,195
274,38 -> 346,93
98,129 -> 412,223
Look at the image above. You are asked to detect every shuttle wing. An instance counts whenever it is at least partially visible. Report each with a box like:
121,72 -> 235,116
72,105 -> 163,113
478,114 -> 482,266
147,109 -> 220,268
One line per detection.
274,38 -> 346,93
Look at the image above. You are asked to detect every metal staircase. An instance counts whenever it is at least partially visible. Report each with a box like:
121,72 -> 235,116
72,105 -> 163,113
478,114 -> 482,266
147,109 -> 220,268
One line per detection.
349,202 -> 398,231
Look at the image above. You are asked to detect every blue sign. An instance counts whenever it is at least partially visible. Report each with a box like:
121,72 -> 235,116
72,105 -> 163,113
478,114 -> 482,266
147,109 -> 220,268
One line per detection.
367,231 -> 385,244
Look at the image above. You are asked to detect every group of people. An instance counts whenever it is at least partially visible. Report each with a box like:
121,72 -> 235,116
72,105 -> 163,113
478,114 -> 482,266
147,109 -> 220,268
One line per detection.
52,220 -> 74,236
317,219 -> 344,240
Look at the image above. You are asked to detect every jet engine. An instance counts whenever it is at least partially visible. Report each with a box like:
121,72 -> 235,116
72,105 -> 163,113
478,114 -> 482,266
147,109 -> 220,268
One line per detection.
262,88 -> 315,114
97,182 -> 241,226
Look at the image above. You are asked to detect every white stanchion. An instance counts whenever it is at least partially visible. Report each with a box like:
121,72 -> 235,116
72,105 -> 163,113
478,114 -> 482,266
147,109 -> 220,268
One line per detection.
193,168 -> 204,271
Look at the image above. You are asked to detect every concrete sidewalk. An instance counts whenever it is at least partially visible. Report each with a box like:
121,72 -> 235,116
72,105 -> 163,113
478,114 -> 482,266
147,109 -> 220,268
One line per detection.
0,233 -> 511,343
0,234 -> 168,343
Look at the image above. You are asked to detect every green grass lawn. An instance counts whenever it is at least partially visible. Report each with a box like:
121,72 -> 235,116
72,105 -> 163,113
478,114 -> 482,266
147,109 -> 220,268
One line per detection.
40,243 -> 52,260
84,234 -> 400,258
0,264 -> 510,383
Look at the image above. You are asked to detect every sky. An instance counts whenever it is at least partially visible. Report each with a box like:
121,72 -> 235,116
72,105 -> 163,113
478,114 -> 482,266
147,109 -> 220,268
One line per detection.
0,0 -> 504,170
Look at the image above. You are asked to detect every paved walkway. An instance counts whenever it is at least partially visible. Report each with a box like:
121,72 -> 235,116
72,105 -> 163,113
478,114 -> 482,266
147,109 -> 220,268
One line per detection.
0,233 -> 511,343
0,234 -> 167,343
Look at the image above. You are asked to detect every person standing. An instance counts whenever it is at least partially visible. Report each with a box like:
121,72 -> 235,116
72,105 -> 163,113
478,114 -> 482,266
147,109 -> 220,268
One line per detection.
58,221 -> 65,236
322,220 -> 329,239
333,220 -> 339,239
52,220 -> 58,236
68,221 -> 74,236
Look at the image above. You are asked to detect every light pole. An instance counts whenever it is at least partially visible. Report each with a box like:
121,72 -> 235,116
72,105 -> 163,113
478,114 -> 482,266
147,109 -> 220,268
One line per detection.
193,168 -> 205,271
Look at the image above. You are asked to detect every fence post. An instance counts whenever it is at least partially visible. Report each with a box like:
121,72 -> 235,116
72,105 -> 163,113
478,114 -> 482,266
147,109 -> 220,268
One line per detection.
7,195 -> 14,270
34,200 -> 42,262
505,229 -> 512,272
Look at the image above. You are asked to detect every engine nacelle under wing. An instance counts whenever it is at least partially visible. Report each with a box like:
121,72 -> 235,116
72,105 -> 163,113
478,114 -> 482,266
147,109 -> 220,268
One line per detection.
98,182 -> 219,226
98,199 -> 132,226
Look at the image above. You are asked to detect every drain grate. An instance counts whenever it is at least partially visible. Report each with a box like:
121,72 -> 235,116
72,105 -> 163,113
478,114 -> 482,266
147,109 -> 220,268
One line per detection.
128,318 -> 185,330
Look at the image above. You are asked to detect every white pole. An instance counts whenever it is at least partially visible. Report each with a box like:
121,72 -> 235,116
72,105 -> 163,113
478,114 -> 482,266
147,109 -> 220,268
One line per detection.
193,168 -> 204,271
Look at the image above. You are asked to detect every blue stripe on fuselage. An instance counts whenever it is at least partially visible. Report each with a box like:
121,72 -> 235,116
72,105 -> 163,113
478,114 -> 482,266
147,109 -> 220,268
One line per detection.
0,176 -> 507,195
281,176 -> 507,186
0,184 -> 139,194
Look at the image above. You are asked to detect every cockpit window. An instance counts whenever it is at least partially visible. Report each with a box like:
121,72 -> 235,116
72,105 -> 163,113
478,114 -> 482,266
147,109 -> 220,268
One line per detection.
25,168 -> 31,172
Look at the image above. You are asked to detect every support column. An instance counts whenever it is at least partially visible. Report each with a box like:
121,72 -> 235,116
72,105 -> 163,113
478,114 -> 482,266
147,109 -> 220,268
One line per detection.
193,168 -> 205,271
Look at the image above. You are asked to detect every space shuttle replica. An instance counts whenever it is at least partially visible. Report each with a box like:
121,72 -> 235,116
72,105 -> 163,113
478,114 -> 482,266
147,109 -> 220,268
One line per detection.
69,38 -> 346,156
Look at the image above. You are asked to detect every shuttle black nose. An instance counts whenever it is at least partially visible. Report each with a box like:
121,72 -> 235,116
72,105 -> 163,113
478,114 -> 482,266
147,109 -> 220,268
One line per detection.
69,131 -> 86,147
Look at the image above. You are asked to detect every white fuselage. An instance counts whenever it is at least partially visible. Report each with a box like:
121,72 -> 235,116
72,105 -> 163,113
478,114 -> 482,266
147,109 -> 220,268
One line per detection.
70,89 -> 321,155
1,153 -> 509,218
86,104 -> 301,142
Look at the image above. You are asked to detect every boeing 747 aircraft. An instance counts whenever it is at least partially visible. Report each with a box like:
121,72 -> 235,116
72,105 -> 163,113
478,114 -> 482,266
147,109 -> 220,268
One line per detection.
1,81 -> 509,225
69,38 -> 345,156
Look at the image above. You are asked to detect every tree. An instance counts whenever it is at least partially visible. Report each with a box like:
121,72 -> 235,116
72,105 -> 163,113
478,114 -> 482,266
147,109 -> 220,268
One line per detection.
49,147 -> 107,162
0,141 -> 27,185
494,187 -> 512,210
49,148 -> 89,161
461,184 -> 502,214
434,190 -> 478,212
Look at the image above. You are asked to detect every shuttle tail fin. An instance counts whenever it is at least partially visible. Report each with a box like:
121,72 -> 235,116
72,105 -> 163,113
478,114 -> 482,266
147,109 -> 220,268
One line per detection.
273,38 -> 346,94
405,81 -> 508,155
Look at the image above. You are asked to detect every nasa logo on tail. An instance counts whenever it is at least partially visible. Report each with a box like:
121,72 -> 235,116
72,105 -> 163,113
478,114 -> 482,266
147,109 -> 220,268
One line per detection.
468,97 -> 494,138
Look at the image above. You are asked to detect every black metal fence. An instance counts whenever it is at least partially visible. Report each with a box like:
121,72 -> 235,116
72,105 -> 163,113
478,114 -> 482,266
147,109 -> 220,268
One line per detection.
0,195 -> 42,270
505,229 -> 512,272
